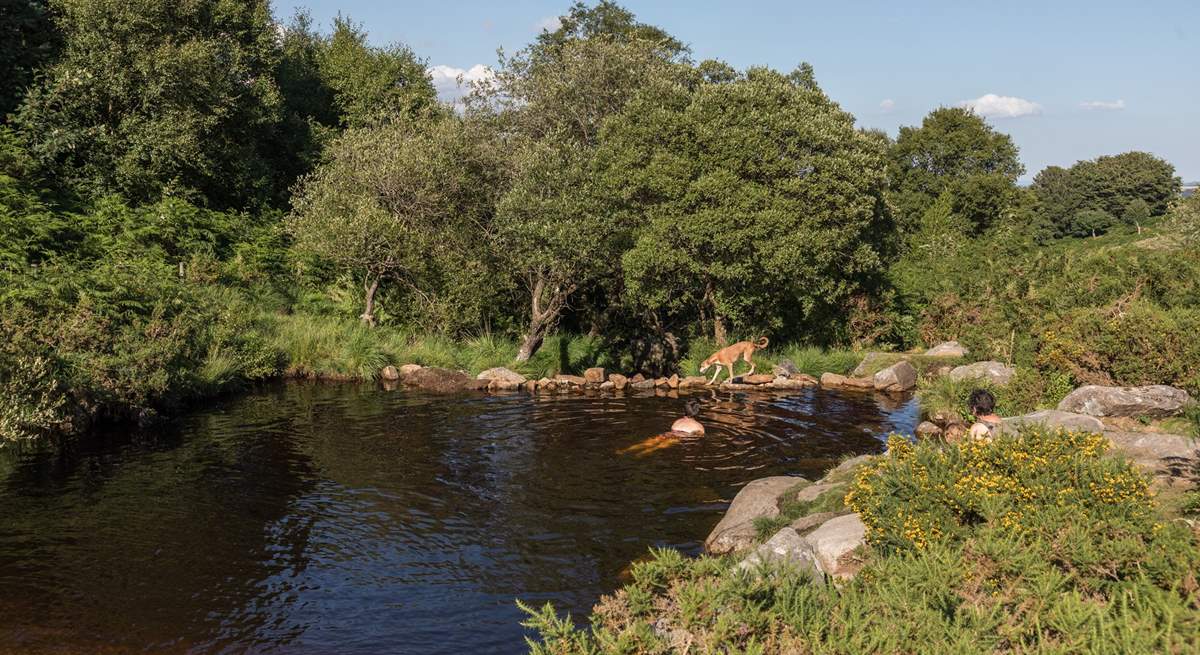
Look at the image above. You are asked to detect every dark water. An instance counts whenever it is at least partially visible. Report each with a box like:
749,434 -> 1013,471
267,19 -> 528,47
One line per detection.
0,382 -> 917,654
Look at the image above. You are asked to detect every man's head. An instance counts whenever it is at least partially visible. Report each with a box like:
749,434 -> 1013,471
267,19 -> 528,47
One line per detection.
968,389 -> 996,417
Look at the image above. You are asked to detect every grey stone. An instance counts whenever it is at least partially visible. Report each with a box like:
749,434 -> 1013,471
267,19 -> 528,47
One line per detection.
631,378 -> 657,390
948,361 -> 1016,386
476,367 -> 527,385
772,359 -> 799,377
852,352 -> 903,377
804,513 -> 867,579
925,341 -> 968,358
873,361 -> 918,392
1001,409 -> 1105,435
772,376 -> 812,389
402,367 -> 472,392
704,476 -> 804,555
736,528 -> 823,578
1104,430 -> 1198,481
788,511 -> 840,535
1058,385 -> 1192,418
826,454 -> 875,480
916,421 -> 943,438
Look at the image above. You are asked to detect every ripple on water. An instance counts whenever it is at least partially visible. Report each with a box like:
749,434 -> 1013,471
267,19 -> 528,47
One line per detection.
0,382 -> 916,654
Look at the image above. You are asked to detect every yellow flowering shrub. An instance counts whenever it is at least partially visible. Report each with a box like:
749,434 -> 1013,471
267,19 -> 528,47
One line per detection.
846,427 -> 1154,552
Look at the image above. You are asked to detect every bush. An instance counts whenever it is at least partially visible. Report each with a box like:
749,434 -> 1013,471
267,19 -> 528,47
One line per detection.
917,368 -> 1073,422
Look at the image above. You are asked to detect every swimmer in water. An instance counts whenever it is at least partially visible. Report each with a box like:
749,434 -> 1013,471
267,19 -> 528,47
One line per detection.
671,399 -> 705,435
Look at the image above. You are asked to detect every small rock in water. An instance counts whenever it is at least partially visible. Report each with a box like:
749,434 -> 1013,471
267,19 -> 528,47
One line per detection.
608,373 -> 628,390
476,367 -> 527,385
584,367 -> 606,384
667,374 -> 680,389
380,365 -> 400,381
873,361 -> 917,392
555,374 -> 587,386
599,380 -> 614,391
743,373 -> 775,385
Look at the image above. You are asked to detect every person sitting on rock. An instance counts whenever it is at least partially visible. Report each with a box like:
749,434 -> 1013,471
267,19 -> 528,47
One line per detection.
671,399 -> 705,435
967,389 -> 1002,442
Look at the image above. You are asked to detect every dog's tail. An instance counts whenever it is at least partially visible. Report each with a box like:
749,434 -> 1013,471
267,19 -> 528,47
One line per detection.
755,336 -> 769,349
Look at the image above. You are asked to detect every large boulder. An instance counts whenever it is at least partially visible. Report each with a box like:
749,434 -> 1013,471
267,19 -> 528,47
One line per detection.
852,352 -> 902,378
804,513 -> 867,579
402,367 -> 473,393
1104,430 -> 1199,482
736,528 -> 822,578
476,367 -> 527,385
584,367 -> 606,384
1001,409 -> 1105,435
948,361 -> 1015,386
873,361 -> 917,392
608,373 -> 628,390
398,363 -> 423,378
772,359 -> 799,377
925,341 -> 968,358
704,476 -> 804,555
1057,385 -> 1192,418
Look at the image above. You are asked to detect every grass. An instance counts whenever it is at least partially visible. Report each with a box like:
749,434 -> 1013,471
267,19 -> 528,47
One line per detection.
753,482 -> 850,540
677,338 -> 861,379
916,367 -> 1074,422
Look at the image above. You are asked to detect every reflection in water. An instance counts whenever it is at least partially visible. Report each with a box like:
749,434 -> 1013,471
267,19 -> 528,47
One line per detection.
0,382 -> 917,654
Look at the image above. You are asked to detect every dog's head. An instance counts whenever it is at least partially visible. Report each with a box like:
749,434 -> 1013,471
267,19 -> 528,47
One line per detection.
699,362 -> 711,373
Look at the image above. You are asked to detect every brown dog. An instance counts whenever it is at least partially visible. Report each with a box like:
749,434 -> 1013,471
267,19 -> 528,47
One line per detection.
699,337 -> 769,384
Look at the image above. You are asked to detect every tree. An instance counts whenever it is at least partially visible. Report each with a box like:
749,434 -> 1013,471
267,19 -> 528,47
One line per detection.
1123,198 -> 1150,232
601,66 -> 891,344
287,117 -> 502,326
1070,208 -> 1115,238
474,3 -> 688,361
14,0 -> 286,208
1033,151 -> 1178,238
888,107 -> 1024,237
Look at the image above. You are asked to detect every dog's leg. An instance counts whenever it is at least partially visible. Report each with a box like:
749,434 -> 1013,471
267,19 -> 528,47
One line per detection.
708,364 -> 722,385
746,354 -> 755,377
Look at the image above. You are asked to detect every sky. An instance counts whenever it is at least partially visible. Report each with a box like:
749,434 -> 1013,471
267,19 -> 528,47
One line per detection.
272,0 -> 1200,183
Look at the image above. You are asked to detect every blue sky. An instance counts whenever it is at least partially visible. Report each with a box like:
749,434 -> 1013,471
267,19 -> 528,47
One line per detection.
273,0 -> 1199,183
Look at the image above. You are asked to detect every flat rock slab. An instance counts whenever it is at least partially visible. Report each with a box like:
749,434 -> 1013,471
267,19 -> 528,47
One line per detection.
1104,430 -> 1198,484
925,341 -> 968,358
805,513 -> 867,579
477,367 -> 527,385
1001,410 -> 1105,434
403,367 -> 473,392
743,373 -> 776,385
1058,385 -> 1192,418
705,476 -> 803,555
820,373 -> 875,390
948,361 -> 1015,386
554,375 -> 587,386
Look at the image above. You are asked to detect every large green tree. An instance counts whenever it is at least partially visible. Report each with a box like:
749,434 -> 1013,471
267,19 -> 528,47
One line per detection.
474,2 -> 688,360
888,107 -> 1024,237
0,0 -> 59,120
600,66 -> 891,343
1032,151 -> 1179,237
15,0 -> 287,208
287,116 -> 502,327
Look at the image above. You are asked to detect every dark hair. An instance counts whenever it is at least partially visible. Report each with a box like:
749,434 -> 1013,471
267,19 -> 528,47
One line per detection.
968,389 -> 995,416
685,399 -> 701,417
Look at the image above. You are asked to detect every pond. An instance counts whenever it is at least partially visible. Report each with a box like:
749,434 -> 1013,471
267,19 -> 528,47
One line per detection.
0,382 -> 917,654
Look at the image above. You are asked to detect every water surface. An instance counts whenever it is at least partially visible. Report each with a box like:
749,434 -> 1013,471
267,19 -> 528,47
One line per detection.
0,382 -> 917,654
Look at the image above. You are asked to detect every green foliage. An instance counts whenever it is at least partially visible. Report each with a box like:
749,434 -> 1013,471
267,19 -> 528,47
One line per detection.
0,0 -> 59,119
754,482 -> 849,539
1033,151 -> 1179,238
605,65 -> 891,343
918,368 -> 1073,423
1069,207 -> 1116,237
888,107 -> 1023,236
524,430 -> 1200,653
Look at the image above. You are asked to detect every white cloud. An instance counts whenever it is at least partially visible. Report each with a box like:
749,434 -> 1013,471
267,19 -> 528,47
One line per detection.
958,93 -> 1042,119
879,98 -> 895,112
536,15 -> 562,32
1080,99 -> 1126,111
428,64 -> 494,104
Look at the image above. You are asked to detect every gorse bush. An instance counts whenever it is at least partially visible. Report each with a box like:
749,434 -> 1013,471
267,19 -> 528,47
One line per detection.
523,428 -> 1200,653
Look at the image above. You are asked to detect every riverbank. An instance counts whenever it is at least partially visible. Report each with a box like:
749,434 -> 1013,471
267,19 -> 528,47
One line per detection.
521,425 -> 1200,653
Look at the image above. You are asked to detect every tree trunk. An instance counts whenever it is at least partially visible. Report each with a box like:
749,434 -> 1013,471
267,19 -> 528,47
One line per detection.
704,279 -> 727,345
360,276 -> 380,327
515,274 -> 574,362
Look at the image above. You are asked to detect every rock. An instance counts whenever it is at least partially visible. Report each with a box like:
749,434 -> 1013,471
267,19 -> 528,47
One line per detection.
772,376 -> 811,389
873,361 -> 918,392
827,454 -> 874,479
402,367 -> 473,392
667,374 -> 680,389
743,373 -> 776,385
1057,385 -> 1192,418
555,374 -> 587,386
1001,409 -> 1105,435
804,513 -> 867,579
609,373 -> 628,390
852,352 -> 902,378
654,377 -> 670,388
524,380 -> 538,393
476,367 -> 527,385
631,373 -> 646,383
704,476 -> 804,555
398,363 -> 423,377
536,377 -> 556,392
679,375 -> 709,388
1104,430 -> 1198,481
380,365 -> 400,381
916,421 -> 943,438
463,378 -> 491,391
820,372 -> 849,388
772,359 -> 799,377
720,382 -> 760,391
793,482 -> 843,503
599,380 -> 614,391
488,379 -> 521,391
631,378 -> 657,390
928,365 -> 953,379
736,528 -> 823,578
584,367 -> 606,384
842,376 -> 875,390
925,341 -> 968,358
948,361 -> 1015,386
791,373 -> 819,384
943,422 -> 968,443
788,511 -> 840,535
